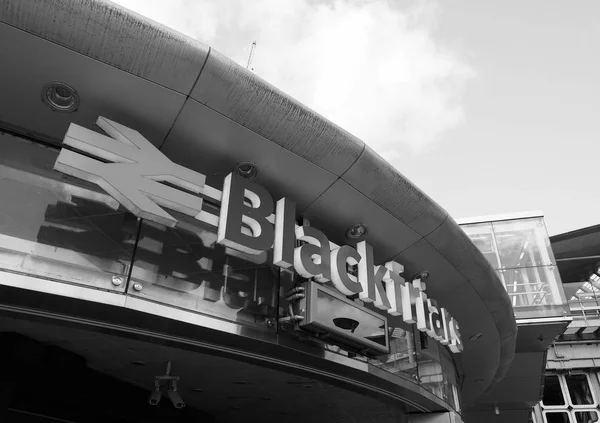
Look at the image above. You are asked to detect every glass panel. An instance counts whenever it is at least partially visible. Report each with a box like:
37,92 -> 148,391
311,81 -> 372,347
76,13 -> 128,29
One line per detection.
461,222 -> 500,268
492,218 -> 556,268
0,139 -> 133,292
503,266 -> 561,307
462,216 -> 568,319
502,265 -> 569,318
414,328 -> 446,402
573,411 -> 599,423
542,375 -> 566,406
368,319 -> 419,383
439,343 -> 460,410
544,412 -> 571,423
565,374 -> 594,406
127,214 -> 278,331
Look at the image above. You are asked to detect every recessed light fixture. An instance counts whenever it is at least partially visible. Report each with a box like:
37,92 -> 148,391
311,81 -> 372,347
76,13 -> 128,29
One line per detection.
469,333 -> 483,341
42,81 -> 80,112
234,162 -> 259,180
346,223 -> 368,239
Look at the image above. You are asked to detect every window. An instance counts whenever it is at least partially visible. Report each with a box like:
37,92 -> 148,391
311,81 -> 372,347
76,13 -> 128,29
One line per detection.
573,410 -> 599,423
566,375 -> 595,407
542,375 -> 567,407
544,411 -> 572,423
536,373 -> 600,423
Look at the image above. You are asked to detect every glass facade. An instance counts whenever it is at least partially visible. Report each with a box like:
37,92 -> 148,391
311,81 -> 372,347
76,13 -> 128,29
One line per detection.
533,372 -> 600,423
414,330 -> 461,410
461,217 -> 569,319
0,137 -> 134,295
0,132 -> 460,410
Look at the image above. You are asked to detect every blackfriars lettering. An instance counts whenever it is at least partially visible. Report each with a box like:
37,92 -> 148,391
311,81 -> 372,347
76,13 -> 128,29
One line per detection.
217,173 -> 463,353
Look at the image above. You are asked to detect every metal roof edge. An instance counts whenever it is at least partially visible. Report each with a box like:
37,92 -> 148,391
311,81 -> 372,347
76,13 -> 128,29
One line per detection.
456,210 -> 545,225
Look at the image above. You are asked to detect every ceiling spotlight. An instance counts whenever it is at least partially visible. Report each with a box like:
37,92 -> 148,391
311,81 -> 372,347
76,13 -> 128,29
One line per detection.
149,361 -> 185,409
469,333 -> 483,341
234,162 -> 259,179
167,384 -> 185,409
42,81 -> 80,112
346,223 -> 368,239
148,380 -> 162,406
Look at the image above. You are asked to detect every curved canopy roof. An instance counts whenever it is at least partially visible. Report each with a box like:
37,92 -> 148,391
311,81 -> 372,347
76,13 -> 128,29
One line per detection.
0,0 -> 517,405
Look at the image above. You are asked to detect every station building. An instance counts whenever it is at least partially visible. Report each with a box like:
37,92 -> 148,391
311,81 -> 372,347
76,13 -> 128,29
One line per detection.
0,1 -> 573,422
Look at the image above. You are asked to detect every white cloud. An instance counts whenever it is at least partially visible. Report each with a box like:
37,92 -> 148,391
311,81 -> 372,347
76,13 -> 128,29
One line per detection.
113,0 -> 474,157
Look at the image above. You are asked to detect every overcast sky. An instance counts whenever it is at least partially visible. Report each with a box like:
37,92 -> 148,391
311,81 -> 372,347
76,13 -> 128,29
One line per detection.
112,0 -> 600,236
